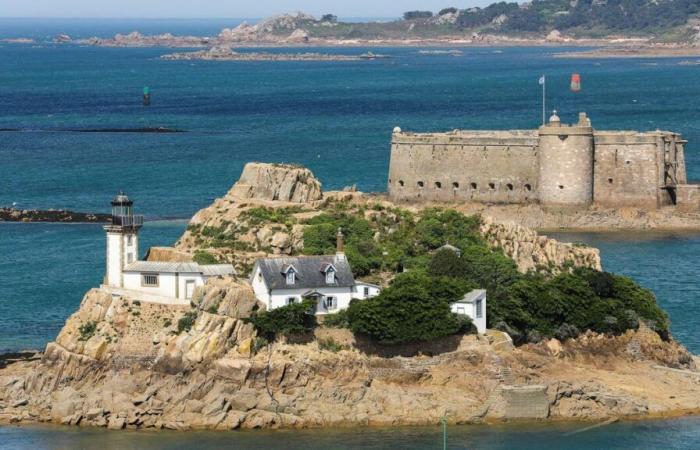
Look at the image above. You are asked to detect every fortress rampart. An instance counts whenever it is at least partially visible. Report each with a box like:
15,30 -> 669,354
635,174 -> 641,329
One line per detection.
388,112 -> 697,210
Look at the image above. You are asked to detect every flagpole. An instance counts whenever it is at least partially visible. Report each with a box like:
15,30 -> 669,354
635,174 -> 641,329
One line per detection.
542,76 -> 546,126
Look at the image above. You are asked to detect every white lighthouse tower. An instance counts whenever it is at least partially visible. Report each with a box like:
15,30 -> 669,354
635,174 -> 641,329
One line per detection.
104,192 -> 143,288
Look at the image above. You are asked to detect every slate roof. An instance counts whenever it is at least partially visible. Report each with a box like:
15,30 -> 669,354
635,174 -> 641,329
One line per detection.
253,255 -> 355,290
123,261 -> 236,277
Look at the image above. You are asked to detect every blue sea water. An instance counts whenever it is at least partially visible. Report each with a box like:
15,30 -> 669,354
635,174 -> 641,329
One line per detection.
2,18 -> 700,448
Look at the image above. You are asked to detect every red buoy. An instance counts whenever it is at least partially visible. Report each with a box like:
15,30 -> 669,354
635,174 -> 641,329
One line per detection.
570,73 -> 581,92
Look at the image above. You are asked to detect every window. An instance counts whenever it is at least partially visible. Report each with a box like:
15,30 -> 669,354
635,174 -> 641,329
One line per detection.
506,183 -> 513,191
525,184 -> 532,191
558,185 -> 564,190
476,299 -> 483,319
325,268 -> 335,284
417,181 -> 424,188
286,297 -> 296,305
488,182 -> 495,190
257,272 -> 263,282
142,273 -> 158,287
324,296 -> 337,310
399,180 -> 405,187
452,182 -> 459,189
435,181 -> 442,189
363,287 -> 369,297
285,269 -> 296,285
470,182 -> 477,189
127,253 -> 134,264
608,178 -> 614,184
456,306 -> 465,315
127,235 -> 133,246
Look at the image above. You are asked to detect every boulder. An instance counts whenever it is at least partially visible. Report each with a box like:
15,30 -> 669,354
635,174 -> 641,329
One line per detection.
227,162 -> 322,203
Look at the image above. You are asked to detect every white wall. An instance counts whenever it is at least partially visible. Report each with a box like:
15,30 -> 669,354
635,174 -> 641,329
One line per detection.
353,282 -> 380,300
451,292 -> 487,334
105,230 -> 139,288
251,266 -> 271,306
123,271 -> 207,300
269,286 -> 354,315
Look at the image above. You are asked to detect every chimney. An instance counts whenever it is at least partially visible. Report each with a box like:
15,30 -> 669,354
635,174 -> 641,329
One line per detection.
335,227 -> 345,260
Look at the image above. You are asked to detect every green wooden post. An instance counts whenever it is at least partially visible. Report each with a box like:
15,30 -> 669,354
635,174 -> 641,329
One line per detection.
441,415 -> 448,450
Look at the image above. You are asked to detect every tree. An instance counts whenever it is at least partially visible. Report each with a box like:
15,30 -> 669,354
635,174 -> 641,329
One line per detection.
403,11 -> 434,21
245,298 -> 317,340
321,14 -> 338,23
439,7 -> 459,16
347,271 -> 469,344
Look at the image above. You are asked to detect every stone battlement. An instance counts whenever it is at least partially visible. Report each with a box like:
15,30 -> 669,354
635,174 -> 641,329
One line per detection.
388,112 -> 696,210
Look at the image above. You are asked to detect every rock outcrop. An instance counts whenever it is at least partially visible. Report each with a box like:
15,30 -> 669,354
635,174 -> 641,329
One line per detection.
227,162 -> 322,203
1,280 -> 698,430
480,217 -> 602,273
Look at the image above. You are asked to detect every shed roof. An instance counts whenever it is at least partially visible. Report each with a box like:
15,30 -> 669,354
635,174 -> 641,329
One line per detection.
253,255 -> 355,290
453,289 -> 486,304
123,261 -> 236,276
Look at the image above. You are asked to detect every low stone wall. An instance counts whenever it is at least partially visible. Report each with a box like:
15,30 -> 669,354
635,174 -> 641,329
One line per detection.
501,385 -> 550,419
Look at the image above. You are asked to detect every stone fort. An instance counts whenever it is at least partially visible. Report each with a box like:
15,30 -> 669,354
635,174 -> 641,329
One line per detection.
387,112 -> 700,211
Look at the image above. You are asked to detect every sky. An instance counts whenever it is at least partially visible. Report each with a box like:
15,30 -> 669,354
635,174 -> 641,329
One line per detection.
0,0 -> 491,19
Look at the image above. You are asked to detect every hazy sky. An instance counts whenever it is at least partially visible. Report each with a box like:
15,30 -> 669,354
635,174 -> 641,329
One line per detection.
0,0 -> 491,19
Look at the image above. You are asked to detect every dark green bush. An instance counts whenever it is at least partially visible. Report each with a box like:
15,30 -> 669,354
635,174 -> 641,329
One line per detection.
78,321 -> 97,341
193,250 -> 218,265
322,310 -> 350,328
347,271 -> 469,345
246,298 -> 318,340
177,311 -> 198,334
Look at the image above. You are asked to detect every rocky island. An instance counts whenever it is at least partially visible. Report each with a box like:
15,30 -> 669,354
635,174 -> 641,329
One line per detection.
1,162 -> 699,432
0,207 -> 111,223
161,47 -> 388,62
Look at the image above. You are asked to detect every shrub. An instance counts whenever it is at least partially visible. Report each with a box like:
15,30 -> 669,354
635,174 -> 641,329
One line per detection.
322,310 -> 350,328
78,321 -> 97,341
347,271 -> 467,345
163,318 -> 172,328
245,298 -> 318,340
318,337 -> 347,353
177,311 -> 198,334
193,250 -> 218,265
403,10 -> 433,20
439,7 -> 458,15
252,336 -> 269,354
207,304 -> 219,314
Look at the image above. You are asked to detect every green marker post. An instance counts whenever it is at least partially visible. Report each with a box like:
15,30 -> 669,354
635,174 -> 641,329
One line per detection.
441,415 -> 448,450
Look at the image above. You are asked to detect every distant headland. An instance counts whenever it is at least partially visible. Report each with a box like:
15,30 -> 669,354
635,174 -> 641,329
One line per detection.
6,8 -> 700,56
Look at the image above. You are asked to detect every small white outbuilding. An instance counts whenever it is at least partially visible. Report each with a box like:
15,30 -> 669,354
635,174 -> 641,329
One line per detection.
451,289 -> 487,334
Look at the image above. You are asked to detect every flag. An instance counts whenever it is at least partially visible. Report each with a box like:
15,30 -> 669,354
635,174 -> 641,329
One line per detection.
539,75 -> 545,85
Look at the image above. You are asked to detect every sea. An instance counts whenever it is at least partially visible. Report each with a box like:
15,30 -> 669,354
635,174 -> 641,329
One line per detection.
2,18 -> 700,449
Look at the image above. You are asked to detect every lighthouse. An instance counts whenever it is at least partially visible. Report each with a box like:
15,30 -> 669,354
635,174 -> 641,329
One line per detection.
104,192 -> 144,288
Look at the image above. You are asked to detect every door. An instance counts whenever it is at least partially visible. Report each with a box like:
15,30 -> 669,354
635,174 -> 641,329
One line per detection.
185,280 -> 196,299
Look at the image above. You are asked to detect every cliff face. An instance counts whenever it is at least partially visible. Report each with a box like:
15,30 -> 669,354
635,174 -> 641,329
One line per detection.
480,217 -> 602,273
1,277 -> 698,430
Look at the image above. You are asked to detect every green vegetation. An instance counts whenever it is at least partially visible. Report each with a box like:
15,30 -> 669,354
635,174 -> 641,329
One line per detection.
78,321 -> 97,341
207,304 -> 219,314
322,310 -> 350,328
246,298 -> 318,340
404,10 -> 434,20
177,311 -> 198,334
318,337 -> 348,352
239,206 -> 303,228
347,271 -> 473,345
163,318 -> 172,328
303,204 -> 668,345
193,250 -> 219,265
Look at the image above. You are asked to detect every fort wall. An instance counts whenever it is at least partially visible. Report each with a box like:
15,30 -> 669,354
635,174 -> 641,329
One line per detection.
388,130 -> 539,204
387,113 -> 694,210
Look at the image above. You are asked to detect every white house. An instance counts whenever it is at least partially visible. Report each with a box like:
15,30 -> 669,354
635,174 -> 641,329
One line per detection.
250,229 -> 380,315
451,289 -> 487,334
103,192 -> 235,303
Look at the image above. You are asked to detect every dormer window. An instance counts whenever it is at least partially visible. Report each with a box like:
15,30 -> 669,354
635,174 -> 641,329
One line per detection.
282,265 -> 297,285
326,267 -> 336,284
286,269 -> 296,285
